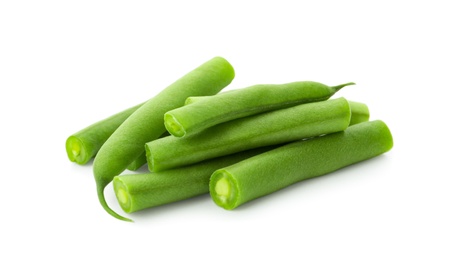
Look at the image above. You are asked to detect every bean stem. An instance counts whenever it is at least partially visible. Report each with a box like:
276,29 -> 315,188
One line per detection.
331,82 -> 355,92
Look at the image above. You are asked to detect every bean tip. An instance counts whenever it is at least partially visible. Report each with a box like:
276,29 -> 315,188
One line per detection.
332,82 -> 356,92
97,182 -> 134,222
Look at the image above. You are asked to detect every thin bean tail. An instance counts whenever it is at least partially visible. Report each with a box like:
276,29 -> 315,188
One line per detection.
331,82 -> 355,92
97,183 -> 133,222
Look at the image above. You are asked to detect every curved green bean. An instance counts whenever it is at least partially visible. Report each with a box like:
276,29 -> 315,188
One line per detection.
65,103 -> 143,165
146,97 -> 351,172
209,120 -> 393,210
165,81 -> 354,137
113,147 -> 275,213
93,56 -> 235,221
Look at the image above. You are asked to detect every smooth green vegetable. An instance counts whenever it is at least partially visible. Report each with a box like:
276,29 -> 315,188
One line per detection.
348,101 -> 369,125
209,120 -> 393,210
165,81 -> 354,137
184,89 -> 241,105
65,103 -> 143,165
183,95 -> 207,105
93,56 -> 235,221
187,97 -> 369,127
126,132 -> 169,171
146,97 -> 351,172
127,100 -> 367,172
126,152 -> 147,171
113,146 -> 275,213
349,101 -> 370,125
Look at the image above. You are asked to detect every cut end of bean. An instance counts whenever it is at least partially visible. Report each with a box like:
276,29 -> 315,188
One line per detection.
210,170 -> 238,210
96,181 -> 133,222
164,113 -> 186,137
72,147 -> 80,157
65,136 -> 89,165
215,177 -> 231,198
113,177 -> 133,213
145,143 -> 155,172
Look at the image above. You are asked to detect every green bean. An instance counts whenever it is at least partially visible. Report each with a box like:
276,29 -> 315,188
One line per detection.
93,56 -> 235,221
165,81 -> 354,137
183,96 -> 206,105
209,120 -> 393,210
133,100 -> 365,173
126,132 -> 169,171
348,101 -> 369,125
126,152 -> 147,171
184,89 -> 242,105
183,90 -> 238,105
65,103 -> 143,165
113,147 -> 275,214
146,97 -> 351,172
187,97 -> 369,127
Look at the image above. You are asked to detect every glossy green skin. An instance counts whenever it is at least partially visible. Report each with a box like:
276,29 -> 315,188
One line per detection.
113,147 -> 275,213
93,57 -> 235,221
146,97 -> 351,172
165,81 -> 353,137
65,103 -> 143,165
209,120 -> 393,210
349,101 -> 370,125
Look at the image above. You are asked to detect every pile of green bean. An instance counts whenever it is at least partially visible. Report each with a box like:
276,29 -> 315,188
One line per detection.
66,56 -> 393,222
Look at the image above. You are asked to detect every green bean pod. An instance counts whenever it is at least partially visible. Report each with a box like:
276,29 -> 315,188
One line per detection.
93,56 -> 235,221
146,97 -> 351,172
165,81 -> 354,137
183,96 -> 207,105
113,147 -> 275,213
126,152 -> 147,171
126,132 -> 169,171
187,97 -> 369,127
209,120 -> 393,210
65,103 -> 143,165
348,101 -> 370,125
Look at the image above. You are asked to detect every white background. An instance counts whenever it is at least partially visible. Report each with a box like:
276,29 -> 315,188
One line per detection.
1,0 -> 459,259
